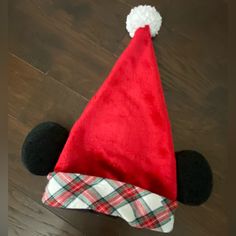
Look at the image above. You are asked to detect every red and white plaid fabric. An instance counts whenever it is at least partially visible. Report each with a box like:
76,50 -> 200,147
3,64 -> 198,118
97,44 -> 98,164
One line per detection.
42,172 -> 178,233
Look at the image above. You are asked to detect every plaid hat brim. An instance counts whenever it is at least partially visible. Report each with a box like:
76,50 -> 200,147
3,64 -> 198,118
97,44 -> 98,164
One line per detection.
42,172 -> 178,233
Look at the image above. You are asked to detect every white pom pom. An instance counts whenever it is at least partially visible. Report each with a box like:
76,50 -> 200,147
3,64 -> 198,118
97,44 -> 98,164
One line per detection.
126,5 -> 162,38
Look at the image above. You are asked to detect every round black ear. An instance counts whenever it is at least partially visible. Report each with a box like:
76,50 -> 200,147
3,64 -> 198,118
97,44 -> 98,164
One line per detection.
176,150 -> 213,206
21,122 -> 69,176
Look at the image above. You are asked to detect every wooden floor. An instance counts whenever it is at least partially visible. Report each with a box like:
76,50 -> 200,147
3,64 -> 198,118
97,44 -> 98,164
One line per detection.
8,0 -> 228,235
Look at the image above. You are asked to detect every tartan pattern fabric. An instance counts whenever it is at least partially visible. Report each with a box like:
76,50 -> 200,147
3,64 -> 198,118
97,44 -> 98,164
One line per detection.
42,172 -> 178,233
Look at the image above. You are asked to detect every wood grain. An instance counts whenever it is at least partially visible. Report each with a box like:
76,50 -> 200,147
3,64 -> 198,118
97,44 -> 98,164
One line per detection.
9,0 -> 125,99
8,54 -> 88,130
8,0 -> 228,235
9,182 -> 83,236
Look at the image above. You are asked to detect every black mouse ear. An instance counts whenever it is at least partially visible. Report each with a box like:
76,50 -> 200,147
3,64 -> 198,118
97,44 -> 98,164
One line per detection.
176,150 -> 213,206
21,122 -> 69,176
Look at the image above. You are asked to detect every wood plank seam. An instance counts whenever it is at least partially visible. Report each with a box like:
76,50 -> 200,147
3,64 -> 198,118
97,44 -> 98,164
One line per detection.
10,52 -> 90,102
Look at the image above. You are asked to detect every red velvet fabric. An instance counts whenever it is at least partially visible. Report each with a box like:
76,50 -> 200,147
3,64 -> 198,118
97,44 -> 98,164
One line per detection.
54,26 -> 177,200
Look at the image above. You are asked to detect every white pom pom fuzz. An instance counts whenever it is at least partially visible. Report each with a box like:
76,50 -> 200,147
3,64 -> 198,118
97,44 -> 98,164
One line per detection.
126,5 -> 162,38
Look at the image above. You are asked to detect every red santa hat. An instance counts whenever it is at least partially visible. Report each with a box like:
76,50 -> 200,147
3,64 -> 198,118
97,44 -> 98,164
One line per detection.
42,5 -> 178,233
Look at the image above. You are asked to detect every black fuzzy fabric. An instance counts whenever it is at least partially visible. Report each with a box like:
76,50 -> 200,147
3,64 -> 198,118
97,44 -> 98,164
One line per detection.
21,122 -> 69,176
176,150 -> 213,205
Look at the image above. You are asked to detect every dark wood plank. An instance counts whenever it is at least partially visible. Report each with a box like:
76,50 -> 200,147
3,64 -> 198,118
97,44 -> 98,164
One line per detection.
8,0 -> 129,99
9,182 -> 84,236
118,0 -> 172,15
9,54 -> 88,130
31,0 -> 129,53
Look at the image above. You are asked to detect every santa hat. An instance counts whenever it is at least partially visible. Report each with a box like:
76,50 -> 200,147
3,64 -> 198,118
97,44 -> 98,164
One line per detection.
42,5 -> 178,233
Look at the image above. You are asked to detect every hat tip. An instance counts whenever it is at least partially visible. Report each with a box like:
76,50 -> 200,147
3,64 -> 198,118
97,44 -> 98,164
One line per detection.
126,5 -> 162,38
